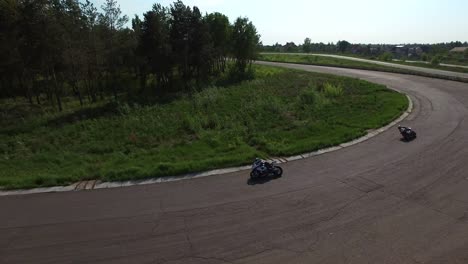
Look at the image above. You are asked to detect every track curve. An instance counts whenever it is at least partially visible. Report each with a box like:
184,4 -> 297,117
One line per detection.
1,62 -> 468,264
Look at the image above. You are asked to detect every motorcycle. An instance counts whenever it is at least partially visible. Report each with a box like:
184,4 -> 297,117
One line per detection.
398,126 -> 417,141
250,158 -> 283,180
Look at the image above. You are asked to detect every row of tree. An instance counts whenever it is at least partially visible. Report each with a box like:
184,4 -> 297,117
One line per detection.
262,41 -> 338,53
0,0 -> 260,111
262,39 -> 468,58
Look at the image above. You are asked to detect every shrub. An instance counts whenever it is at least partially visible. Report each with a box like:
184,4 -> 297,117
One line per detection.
431,55 -> 442,65
421,53 -> 429,61
298,84 -> 331,109
380,52 -> 393,62
323,83 -> 344,98
299,88 -> 318,105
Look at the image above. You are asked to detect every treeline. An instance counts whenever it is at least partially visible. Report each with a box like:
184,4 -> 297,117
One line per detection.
0,0 -> 260,111
262,40 -> 337,53
262,39 -> 468,59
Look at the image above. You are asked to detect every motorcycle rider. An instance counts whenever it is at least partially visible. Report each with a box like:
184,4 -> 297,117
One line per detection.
253,158 -> 272,171
250,157 -> 283,179
398,125 -> 411,133
256,157 -> 273,164
253,158 -> 262,166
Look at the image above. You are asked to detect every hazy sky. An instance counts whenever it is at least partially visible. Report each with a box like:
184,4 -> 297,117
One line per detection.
89,0 -> 468,45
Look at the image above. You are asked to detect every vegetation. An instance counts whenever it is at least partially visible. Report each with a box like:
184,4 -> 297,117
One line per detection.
260,41 -> 468,66
430,55 -> 442,66
258,53 -> 468,79
390,60 -> 468,74
337,40 -> 351,53
0,66 -> 408,189
380,52 -> 393,62
259,53 -> 414,72
0,0 -> 260,110
262,41 -> 337,53
303,38 -> 312,53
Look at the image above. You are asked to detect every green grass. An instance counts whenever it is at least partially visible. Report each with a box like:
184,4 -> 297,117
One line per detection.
259,53 -> 405,72
0,65 -> 408,189
258,53 -> 468,82
390,60 -> 468,74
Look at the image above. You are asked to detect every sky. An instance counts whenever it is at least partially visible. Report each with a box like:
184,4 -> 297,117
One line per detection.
89,0 -> 468,45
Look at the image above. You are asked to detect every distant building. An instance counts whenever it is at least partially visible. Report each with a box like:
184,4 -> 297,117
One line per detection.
351,44 -> 367,54
450,47 -> 468,52
369,45 -> 381,54
408,46 -> 423,57
393,45 -> 408,57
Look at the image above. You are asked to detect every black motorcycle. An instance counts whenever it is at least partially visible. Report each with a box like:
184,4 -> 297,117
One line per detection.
250,159 -> 283,179
398,126 -> 417,141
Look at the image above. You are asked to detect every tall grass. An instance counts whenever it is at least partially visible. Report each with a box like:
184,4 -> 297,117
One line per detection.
323,83 -> 344,97
0,65 -> 408,189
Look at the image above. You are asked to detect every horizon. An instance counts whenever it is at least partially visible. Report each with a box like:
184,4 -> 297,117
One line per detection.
88,0 -> 468,45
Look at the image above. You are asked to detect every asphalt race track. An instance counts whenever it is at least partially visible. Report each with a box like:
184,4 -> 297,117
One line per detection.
2,62 -> 468,264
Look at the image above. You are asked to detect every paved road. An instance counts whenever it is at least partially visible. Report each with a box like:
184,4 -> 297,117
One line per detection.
2,62 -> 468,264
262,52 -> 468,80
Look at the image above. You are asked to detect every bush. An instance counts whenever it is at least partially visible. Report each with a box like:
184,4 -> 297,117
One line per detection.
298,84 -> 331,110
380,52 -> 393,62
299,88 -> 318,105
421,53 -> 429,61
323,83 -> 344,97
431,55 -> 442,65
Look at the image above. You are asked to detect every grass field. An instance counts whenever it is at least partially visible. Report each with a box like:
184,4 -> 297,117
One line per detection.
391,60 -> 468,74
0,66 -> 408,189
259,53 -> 405,72
258,54 -> 468,82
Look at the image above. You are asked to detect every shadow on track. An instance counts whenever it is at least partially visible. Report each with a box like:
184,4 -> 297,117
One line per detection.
400,138 -> 417,143
247,175 -> 282,186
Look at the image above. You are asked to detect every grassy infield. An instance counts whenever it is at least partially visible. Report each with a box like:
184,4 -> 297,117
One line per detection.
391,60 -> 468,74
259,53 -> 468,80
0,66 -> 408,189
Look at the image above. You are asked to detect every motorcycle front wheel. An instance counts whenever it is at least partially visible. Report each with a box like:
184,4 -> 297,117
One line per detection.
250,170 -> 259,179
273,166 -> 283,177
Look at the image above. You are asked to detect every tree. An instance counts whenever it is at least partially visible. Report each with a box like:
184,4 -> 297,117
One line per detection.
205,12 -> 231,73
0,0 -> 262,110
60,0 -> 88,106
99,0 -> 129,99
337,40 -> 351,53
99,0 -> 128,32
303,38 -> 312,53
138,4 -> 172,92
81,0 -> 102,102
284,42 -> 297,52
0,0 -> 22,99
169,0 -> 193,83
188,6 -> 212,84
14,0 -> 68,110
231,17 -> 260,75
